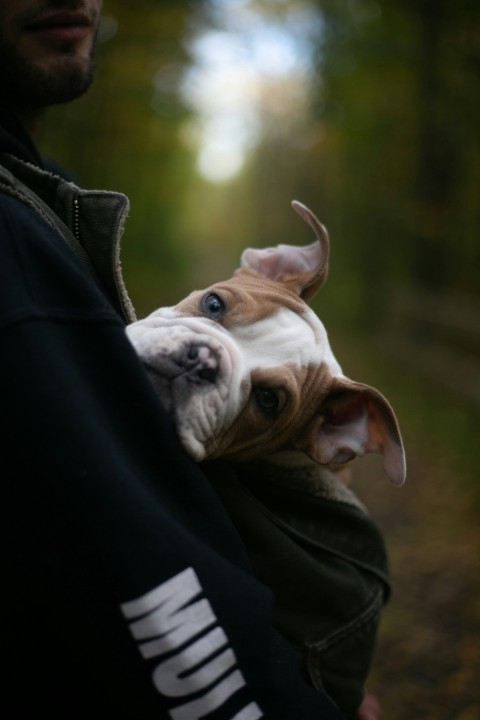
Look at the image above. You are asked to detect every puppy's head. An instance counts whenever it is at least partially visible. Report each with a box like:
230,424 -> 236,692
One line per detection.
126,201 -> 406,486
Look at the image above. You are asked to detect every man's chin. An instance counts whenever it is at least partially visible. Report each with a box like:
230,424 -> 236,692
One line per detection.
0,37 -> 95,111
29,55 -> 95,105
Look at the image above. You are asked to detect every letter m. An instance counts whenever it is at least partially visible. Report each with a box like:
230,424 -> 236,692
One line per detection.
120,567 -> 217,659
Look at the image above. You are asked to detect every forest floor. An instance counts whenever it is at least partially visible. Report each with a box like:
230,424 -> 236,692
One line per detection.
336,331 -> 480,720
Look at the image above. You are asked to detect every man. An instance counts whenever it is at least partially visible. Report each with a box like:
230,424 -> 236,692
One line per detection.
1,2 -> 384,718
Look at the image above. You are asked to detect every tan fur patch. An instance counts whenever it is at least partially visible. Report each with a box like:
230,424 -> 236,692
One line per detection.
174,269 -> 308,328
204,361 -> 335,460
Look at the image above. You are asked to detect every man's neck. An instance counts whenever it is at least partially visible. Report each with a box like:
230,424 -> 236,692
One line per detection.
8,105 -> 44,139
0,106 -> 45,168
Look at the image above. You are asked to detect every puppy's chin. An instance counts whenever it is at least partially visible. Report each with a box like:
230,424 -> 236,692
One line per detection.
143,365 -> 210,462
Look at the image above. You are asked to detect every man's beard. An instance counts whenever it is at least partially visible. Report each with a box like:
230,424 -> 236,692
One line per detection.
0,36 -> 96,113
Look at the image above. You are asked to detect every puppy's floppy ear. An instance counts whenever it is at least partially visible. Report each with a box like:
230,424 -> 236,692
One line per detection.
239,200 -> 329,302
295,378 -> 406,486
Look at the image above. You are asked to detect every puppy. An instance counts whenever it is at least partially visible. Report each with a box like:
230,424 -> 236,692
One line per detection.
126,201 -> 406,487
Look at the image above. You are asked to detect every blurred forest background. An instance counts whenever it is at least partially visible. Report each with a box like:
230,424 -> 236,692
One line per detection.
38,1 -> 479,717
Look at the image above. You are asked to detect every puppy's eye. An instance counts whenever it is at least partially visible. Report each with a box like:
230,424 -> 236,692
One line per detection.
201,293 -> 225,319
254,388 -> 280,415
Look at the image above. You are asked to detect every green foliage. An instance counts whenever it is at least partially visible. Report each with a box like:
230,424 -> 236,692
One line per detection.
315,0 -> 479,309
37,0 -> 479,310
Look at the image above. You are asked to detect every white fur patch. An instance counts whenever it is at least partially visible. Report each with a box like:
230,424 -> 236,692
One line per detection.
231,307 -> 342,378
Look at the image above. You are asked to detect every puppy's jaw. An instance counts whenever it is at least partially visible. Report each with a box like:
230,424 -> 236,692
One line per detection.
126,312 -> 249,458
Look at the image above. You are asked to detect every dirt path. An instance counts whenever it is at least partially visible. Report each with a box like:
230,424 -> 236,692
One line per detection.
353,454 -> 479,719
341,335 -> 480,720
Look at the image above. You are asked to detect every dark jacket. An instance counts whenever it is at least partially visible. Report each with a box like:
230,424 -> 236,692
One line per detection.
1,113 -> 348,718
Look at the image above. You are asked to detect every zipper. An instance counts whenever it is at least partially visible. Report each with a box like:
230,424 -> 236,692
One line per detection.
1,155 -> 136,322
73,196 -> 81,243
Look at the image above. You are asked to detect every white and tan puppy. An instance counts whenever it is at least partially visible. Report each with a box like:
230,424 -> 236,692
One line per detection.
126,201 -> 406,486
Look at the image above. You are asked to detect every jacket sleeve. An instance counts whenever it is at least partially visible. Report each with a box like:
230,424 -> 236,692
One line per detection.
0,195 -> 347,719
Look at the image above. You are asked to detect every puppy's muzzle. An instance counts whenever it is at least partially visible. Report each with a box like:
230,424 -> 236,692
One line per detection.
184,343 -> 220,384
144,341 -> 220,385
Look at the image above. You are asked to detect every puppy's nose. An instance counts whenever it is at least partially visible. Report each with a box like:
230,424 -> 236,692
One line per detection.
186,344 -> 219,383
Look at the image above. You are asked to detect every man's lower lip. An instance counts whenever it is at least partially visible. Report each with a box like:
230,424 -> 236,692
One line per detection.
27,25 -> 90,43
